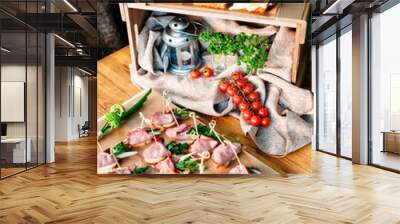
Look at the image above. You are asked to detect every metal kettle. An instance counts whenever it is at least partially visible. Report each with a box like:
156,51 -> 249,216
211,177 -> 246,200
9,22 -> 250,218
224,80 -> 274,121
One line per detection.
159,16 -> 201,75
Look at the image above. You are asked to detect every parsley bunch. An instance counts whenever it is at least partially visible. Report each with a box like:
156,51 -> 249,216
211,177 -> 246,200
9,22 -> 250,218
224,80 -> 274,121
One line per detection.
199,31 -> 271,74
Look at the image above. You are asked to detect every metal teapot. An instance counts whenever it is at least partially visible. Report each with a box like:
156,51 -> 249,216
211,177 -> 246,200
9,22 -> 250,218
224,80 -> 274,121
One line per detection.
159,16 -> 201,75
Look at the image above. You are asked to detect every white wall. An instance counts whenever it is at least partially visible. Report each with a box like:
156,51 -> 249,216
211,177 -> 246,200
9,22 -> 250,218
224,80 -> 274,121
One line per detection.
54,66 -> 89,141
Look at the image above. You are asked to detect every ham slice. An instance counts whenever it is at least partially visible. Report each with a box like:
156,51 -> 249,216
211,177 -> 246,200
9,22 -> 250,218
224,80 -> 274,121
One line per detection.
211,141 -> 242,166
114,167 -> 132,174
97,151 -> 117,168
142,142 -> 171,164
189,135 -> 219,156
127,128 -> 153,146
154,157 -> 177,174
229,164 -> 249,174
97,152 -> 117,174
165,123 -> 193,141
152,112 -> 175,127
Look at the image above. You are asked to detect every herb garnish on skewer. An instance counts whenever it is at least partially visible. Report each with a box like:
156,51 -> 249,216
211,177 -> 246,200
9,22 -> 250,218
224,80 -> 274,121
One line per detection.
209,120 -> 243,166
139,112 -> 158,142
99,89 -> 152,138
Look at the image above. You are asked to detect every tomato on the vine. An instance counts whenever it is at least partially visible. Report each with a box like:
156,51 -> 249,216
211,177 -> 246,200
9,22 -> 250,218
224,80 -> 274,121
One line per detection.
232,71 -> 244,80
242,84 -> 254,94
236,78 -> 248,87
251,101 -> 262,110
261,117 -> 271,127
227,86 -> 238,97
232,95 -> 243,105
248,91 -> 260,101
242,110 -> 253,121
239,102 -> 250,111
219,82 -> 230,93
258,107 -> 269,117
250,115 -> 262,127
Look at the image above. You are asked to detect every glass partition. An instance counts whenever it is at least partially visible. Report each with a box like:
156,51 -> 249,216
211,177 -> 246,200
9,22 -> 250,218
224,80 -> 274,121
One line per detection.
370,3 -> 400,171
317,36 -> 337,155
339,27 -> 352,158
0,1 -> 46,179
0,31 -> 28,177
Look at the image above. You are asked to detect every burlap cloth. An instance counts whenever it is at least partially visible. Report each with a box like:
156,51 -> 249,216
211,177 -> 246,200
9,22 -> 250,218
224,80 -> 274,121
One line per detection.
131,14 -> 313,157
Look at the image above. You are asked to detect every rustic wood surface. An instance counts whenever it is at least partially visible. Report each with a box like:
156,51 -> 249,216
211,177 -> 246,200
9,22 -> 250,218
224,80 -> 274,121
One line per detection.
97,46 -> 311,174
97,90 -> 279,175
1,135 -> 399,223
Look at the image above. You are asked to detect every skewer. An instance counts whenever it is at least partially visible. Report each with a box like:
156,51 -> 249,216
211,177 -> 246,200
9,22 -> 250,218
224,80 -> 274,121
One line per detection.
166,97 -> 180,127
199,151 -> 210,174
209,120 -> 242,165
189,112 -> 199,139
208,120 -> 225,146
139,112 -> 157,142
102,141 -> 121,169
226,140 -> 242,166
162,90 -> 169,114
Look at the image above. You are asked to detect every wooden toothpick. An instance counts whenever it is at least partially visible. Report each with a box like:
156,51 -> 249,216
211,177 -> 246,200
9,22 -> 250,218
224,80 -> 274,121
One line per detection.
226,140 -> 242,166
189,112 -> 199,138
166,97 -> 180,126
139,112 -> 157,142
199,151 -> 210,174
208,120 -> 225,146
162,90 -> 169,114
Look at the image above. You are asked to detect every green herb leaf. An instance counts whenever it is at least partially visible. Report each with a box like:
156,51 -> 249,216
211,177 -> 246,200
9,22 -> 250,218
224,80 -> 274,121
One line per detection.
175,156 -> 199,173
188,124 -> 223,140
166,141 -> 190,155
173,108 -> 190,121
199,31 -> 271,74
105,111 -> 122,129
134,166 -> 150,175
112,142 -> 130,156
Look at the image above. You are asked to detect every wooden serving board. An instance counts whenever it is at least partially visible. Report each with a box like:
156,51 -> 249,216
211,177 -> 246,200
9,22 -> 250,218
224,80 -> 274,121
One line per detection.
97,90 -> 279,175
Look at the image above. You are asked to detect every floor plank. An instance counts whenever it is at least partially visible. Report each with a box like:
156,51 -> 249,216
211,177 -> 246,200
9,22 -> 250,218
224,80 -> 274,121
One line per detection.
0,135 -> 399,223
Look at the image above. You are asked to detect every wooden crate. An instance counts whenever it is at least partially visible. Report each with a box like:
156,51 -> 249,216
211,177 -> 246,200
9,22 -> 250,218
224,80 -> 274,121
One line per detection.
120,3 -> 310,84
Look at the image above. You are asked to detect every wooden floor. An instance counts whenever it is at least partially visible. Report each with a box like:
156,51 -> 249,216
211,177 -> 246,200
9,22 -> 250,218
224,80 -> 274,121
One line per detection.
0,135 -> 400,223
97,46 -> 311,174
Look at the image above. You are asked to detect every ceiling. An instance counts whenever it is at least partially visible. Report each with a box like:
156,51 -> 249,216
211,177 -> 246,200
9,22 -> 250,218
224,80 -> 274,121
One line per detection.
0,0 -> 97,74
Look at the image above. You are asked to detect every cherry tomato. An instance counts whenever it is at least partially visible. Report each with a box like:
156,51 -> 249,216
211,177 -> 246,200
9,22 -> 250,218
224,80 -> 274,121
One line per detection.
202,67 -> 214,78
236,78 -> 248,87
232,95 -> 243,105
219,82 -> 230,93
232,71 -> 244,80
242,84 -> 254,94
248,91 -> 260,101
227,86 -> 238,97
258,107 -> 269,117
190,69 -> 202,79
251,101 -> 262,110
239,102 -> 250,111
242,110 -> 253,121
250,115 -> 262,127
261,117 -> 271,127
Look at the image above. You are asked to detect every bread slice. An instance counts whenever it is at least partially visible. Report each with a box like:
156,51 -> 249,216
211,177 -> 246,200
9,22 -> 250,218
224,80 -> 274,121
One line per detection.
193,3 -> 230,10
229,3 -> 268,15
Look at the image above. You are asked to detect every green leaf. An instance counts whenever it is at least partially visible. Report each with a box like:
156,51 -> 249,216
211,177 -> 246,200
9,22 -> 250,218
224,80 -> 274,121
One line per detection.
134,166 -> 150,175
166,141 -> 190,155
105,111 -> 122,129
175,156 -> 199,173
112,142 -> 130,156
188,124 -> 223,140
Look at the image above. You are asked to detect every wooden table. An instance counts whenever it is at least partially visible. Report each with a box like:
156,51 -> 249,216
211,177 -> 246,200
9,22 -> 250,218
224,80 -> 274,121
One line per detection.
97,46 -> 312,174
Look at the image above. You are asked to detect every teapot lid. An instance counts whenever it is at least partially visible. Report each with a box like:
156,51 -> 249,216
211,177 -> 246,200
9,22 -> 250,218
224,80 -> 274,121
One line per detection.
168,17 -> 190,31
